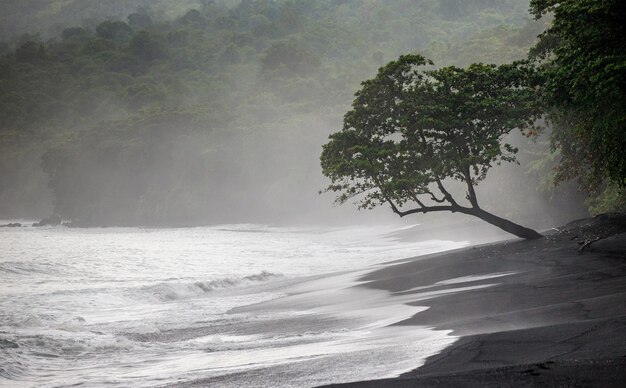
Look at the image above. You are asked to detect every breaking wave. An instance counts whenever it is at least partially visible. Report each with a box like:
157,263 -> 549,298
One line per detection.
140,271 -> 283,301
0,261 -> 60,275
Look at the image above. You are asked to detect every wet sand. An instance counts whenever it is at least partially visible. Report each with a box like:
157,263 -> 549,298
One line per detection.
323,214 -> 626,387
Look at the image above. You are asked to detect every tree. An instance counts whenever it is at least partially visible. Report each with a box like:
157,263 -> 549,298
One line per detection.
129,31 -> 168,63
530,0 -> 626,188
15,41 -> 46,64
96,21 -> 133,41
262,40 -> 320,76
127,12 -> 153,30
321,55 -> 543,239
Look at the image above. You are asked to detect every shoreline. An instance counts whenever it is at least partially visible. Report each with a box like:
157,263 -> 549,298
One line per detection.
321,213 -> 626,387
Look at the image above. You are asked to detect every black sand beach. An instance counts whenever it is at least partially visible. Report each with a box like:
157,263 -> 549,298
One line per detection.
323,214 -> 626,387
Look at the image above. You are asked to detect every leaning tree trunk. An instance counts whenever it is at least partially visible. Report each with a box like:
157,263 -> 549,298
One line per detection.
462,207 -> 543,240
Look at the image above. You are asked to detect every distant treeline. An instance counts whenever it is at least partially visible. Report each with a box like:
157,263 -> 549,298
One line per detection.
0,0 -> 606,226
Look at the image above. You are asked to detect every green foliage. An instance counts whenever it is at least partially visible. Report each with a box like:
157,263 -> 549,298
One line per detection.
62,27 -> 88,41
262,40 -> 319,76
127,12 -> 153,30
427,18 -> 549,67
585,183 -> 626,215
0,0 -> 202,40
15,41 -> 46,63
96,21 -> 134,41
0,0 -> 547,224
321,55 -> 541,212
129,31 -> 168,63
530,0 -> 626,189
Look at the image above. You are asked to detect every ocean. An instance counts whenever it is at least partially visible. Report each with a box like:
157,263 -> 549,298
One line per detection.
0,223 -> 466,387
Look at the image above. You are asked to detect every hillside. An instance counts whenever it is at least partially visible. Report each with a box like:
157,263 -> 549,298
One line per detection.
0,0 -> 575,226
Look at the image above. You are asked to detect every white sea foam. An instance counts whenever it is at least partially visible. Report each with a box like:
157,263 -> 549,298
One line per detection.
435,271 -> 517,285
138,271 -> 283,301
0,223 -> 469,387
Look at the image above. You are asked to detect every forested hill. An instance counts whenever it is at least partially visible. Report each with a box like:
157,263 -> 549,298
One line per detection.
0,0 -> 219,40
1,0 -> 561,227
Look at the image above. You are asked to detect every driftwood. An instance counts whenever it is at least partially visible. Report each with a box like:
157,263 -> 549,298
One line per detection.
578,236 -> 602,252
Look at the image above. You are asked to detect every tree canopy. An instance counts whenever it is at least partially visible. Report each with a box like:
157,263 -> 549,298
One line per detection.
321,54 -> 543,239
530,0 -> 626,192
1,0 -> 587,226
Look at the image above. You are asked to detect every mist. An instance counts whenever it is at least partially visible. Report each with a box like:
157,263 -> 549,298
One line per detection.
0,0 -> 583,232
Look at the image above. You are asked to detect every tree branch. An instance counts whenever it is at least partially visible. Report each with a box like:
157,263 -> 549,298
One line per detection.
434,175 -> 458,207
408,191 -> 426,208
425,190 -> 446,203
462,164 -> 479,208
385,197 -> 460,217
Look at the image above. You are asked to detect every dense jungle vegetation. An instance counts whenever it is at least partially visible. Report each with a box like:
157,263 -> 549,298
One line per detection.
0,0 -> 620,226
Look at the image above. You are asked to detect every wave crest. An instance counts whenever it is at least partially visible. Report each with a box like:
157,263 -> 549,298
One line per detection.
0,261 -> 59,275
141,271 -> 282,301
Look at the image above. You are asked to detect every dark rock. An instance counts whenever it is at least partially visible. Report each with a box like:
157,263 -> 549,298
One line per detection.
0,222 -> 21,228
34,214 -> 62,227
